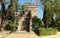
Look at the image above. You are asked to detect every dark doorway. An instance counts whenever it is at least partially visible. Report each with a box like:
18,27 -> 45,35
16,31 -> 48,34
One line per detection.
21,10 -> 31,32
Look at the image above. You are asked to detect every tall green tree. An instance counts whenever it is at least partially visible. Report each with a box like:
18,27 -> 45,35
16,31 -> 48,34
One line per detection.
0,0 -> 18,31
54,0 -> 60,21
40,0 -> 55,28
6,0 -> 18,22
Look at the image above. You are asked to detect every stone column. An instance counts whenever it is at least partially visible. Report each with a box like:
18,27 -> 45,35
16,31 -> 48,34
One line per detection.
30,18 -> 32,31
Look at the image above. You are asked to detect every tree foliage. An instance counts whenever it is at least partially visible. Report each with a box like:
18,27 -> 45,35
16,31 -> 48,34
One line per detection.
0,0 -> 18,31
40,0 -> 56,28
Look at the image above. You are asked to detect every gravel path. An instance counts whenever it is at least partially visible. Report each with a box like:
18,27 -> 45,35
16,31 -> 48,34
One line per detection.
4,31 -> 39,38
0,32 -> 60,38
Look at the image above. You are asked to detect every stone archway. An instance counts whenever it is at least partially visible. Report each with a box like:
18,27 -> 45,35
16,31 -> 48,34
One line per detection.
17,4 -> 38,32
21,10 -> 31,32
26,10 -> 31,32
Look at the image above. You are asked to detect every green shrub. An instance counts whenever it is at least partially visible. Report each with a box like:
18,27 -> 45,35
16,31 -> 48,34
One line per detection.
55,20 -> 60,31
56,27 -> 60,31
39,21 -> 45,27
55,20 -> 60,27
32,16 -> 45,31
38,28 -> 57,36
32,16 -> 40,31
5,22 -> 18,31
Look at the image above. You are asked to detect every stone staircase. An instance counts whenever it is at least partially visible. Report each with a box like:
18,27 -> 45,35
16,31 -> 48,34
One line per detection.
17,11 -> 29,32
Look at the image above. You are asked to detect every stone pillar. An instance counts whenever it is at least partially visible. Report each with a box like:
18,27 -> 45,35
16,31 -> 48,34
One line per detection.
30,18 -> 32,31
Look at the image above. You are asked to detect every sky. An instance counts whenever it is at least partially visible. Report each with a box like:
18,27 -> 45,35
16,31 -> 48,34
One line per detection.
0,0 -> 43,19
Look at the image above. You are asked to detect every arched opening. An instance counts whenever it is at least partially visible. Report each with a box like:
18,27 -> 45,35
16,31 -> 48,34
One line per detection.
21,10 -> 31,32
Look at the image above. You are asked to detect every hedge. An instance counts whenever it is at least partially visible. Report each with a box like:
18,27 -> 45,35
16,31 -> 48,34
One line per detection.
4,22 -> 18,31
38,28 -> 57,36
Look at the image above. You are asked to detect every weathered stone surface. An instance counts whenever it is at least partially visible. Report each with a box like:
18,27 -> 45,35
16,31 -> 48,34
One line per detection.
17,5 -> 38,32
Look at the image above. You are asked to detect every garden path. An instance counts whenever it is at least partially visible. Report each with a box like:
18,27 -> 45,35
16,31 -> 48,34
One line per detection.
0,31 -> 60,38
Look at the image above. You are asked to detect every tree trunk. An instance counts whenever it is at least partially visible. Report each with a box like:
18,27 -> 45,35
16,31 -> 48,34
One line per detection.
0,1 -> 6,31
43,8 -> 48,28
